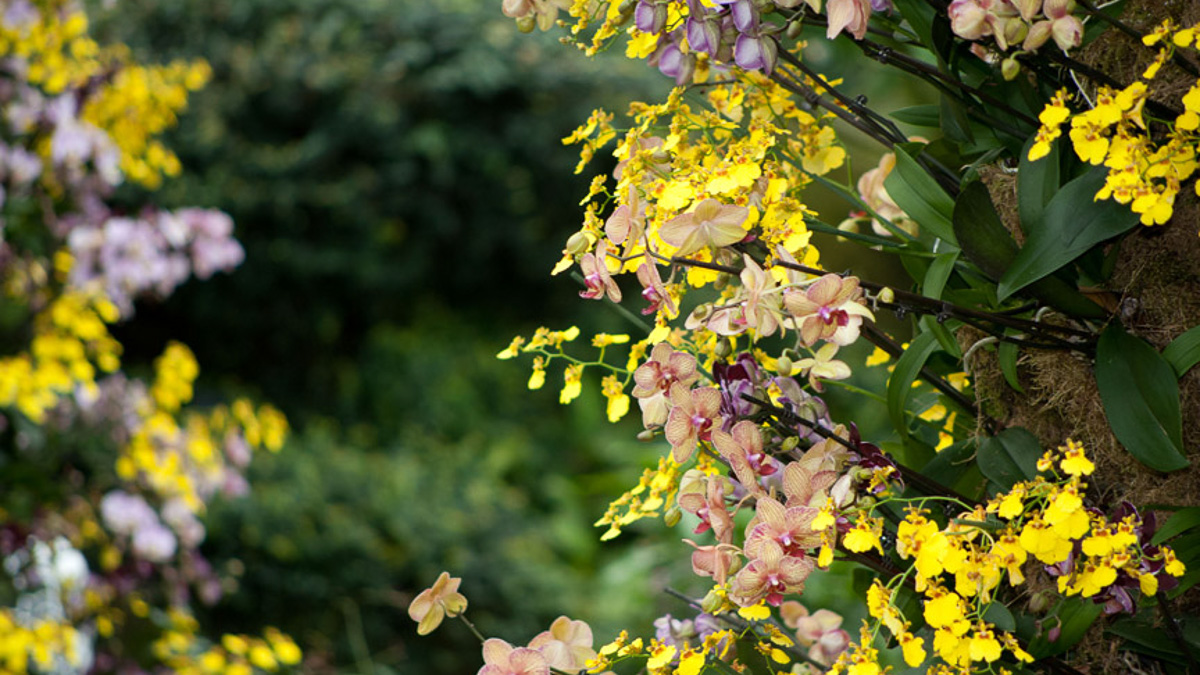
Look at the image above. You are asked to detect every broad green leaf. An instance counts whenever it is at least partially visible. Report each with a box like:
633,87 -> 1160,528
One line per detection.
1028,598 -> 1102,658
998,339 -> 1024,392
1108,618 -> 1190,666
884,145 -> 957,245
887,331 -> 940,437
1017,133 -> 1059,233
982,602 -> 1016,633
920,315 -> 962,359
920,439 -> 983,496
1095,325 -> 1189,473
977,427 -> 1041,490
1163,324 -> 1200,377
940,94 -> 974,145
923,251 -> 959,300
892,0 -> 936,51
951,181 -> 1105,318
891,105 -> 941,128
998,166 -> 1139,300
1152,507 -> 1200,546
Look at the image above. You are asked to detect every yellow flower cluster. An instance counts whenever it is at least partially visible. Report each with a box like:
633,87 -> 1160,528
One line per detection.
0,290 -> 121,422
153,610 -> 302,675
500,326 -> 642,421
0,7 -> 99,94
562,72 -> 828,316
0,2 -> 211,189
594,455 -> 683,541
849,440 -> 1183,672
0,610 -> 83,674
81,55 -> 212,189
1030,19 -> 1200,227
587,625 -> 738,675
117,342 -> 287,511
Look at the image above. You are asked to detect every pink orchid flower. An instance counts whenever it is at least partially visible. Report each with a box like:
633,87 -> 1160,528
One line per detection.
579,240 -> 621,303
825,0 -> 871,40
731,539 -> 815,607
659,198 -> 748,256
527,616 -> 596,672
632,343 -> 699,427
784,273 -> 874,346
478,639 -> 549,675
664,382 -> 723,463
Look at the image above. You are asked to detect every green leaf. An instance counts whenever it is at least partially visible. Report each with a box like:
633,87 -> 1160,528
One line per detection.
1029,598 -> 1103,658
977,427 -> 1042,491
920,315 -> 963,359
892,0 -> 937,50
998,166 -> 1139,300
982,602 -> 1016,632
1163,325 -> 1200,377
887,331 -> 941,437
1152,507 -> 1200,546
923,251 -> 959,300
1108,617 -> 1189,665
891,105 -> 941,128
998,339 -> 1024,392
920,439 -> 983,496
1017,133 -> 1060,233
941,94 -> 974,145
884,145 -> 957,245
951,180 -> 1105,318
1095,325 -> 1189,473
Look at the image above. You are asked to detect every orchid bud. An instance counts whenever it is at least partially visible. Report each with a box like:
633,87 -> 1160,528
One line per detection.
999,17 -> 1028,50
1042,0 -> 1072,19
786,19 -> 804,39
674,52 -> 697,87
615,0 -> 637,26
1022,19 -> 1052,50
1050,14 -> 1082,51
714,338 -> 733,358
664,504 -> 682,527
731,0 -> 759,34
877,287 -> 895,304
635,0 -> 667,34
516,15 -> 537,32
781,436 -> 799,452
1028,590 -> 1054,613
1012,0 -> 1041,21
687,16 -> 721,56
948,0 -> 990,40
776,354 -> 794,377
713,272 -> 731,290
502,0 -> 532,18
830,473 -> 854,506
1001,55 -> 1021,80
701,588 -> 725,614
565,230 -> 594,256
637,429 -> 657,441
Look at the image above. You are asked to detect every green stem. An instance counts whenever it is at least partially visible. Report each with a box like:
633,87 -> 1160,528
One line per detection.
457,613 -> 487,643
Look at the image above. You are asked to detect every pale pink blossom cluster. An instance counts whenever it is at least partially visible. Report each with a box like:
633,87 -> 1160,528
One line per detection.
66,207 -> 244,315
477,616 -> 596,675
949,0 -> 1083,52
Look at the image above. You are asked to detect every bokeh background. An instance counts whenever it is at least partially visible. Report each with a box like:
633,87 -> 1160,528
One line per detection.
87,1 -> 928,672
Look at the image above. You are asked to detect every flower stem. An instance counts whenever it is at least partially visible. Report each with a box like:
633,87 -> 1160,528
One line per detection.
458,613 -> 487,643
